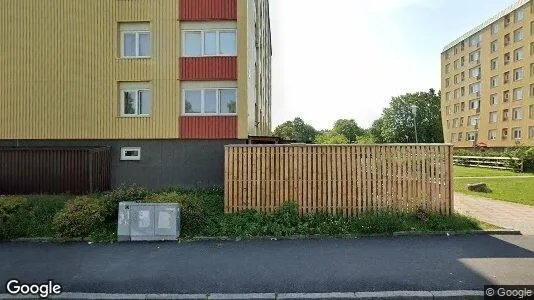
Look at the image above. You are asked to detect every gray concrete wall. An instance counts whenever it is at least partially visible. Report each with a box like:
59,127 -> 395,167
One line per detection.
0,139 -> 246,190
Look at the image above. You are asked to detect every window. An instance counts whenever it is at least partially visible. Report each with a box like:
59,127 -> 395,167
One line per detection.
120,147 -> 141,161
531,63 -> 534,76
460,56 -> 465,66
467,132 -> 477,141
514,48 -> 524,61
183,30 -> 237,57
461,102 -> 466,111
120,83 -> 151,116
469,34 -> 481,47
504,90 -> 510,102
454,89 -> 459,99
502,128 -> 509,139
488,130 -> 497,140
504,71 -> 510,84
453,118 -> 459,128
491,40 -> 498,53
460,117 -> 464,126
468,115 -> 479,126
503,109 -> 510,121
454,74 -> 460,84
183,88 -> 237,115
454,59 -> 460,69
446,92 -> 451,101
490,76 -> 498,88
470,67 -> 480,78
469,82 -> 480,94
513,127 -> 522,140
514,28 -> 524,42
531,84 -> 534,97
461,87 -> 465,96
491,23 -> 499,35
458,132 -> 463,141
530,105 -> 534,119
445,50 -> 451,59
514,88 -> 523,100
513,107 -> 523,120
530,126 -> 534,139
469,50 -> 480,63
514,67 -> 524,81
505,34 -> 511,47
515,8 -> 524,22
445,64 -> 450,74
445,78 -> 450,87
531,42 -> 534,55
451,133 -> 458,143
120,23 -> 151,58
504,52 -> 511,64
505,14 -> 511,27
454,104 -> 460,113
491,58 -> 498,70
469,99 -> 480,110
489,111 -> 498,123
490,93 -> 499,105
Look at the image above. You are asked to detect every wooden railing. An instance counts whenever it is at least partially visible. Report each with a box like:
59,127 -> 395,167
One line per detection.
453,156 -> 523,172
224,144 -> 454,216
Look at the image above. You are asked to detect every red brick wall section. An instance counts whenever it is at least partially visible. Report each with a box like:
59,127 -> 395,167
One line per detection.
180,116 -> 238,139
179,0 -> 237,21
180,57 -> 238,81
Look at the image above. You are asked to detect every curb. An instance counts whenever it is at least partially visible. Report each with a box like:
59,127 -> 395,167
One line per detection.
7,229 -> 521,243
0,290 -> 485,299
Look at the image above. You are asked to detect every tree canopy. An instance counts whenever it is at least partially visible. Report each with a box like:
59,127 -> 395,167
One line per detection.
272,117 -> 317,143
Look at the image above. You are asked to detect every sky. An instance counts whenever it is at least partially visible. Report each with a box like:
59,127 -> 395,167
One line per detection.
269,0 -> 518,130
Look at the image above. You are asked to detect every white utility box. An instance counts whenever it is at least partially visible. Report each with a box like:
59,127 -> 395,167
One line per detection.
117,202 -> 181,241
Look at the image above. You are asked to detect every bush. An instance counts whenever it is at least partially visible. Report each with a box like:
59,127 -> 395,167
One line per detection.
505,146 -> 534,172
100,184 -> 149,222
144,192 -> 207,237
0,197 -> 28,239
52,197 -> 105,238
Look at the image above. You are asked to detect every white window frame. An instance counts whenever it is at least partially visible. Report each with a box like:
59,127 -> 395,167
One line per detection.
121,30 -> 151,59
491,23 -> 499,35
490,76 -> 498,88
467,132 -> 477,141
515,8 -> 524,22
514,28 -> 524,42
490,94 -> 499,105
491,40 -> 498,53
514,88 -> 524,100
489,112 -> 498,123
488,130 -> 497,140
514,68 -> 524,81
182,29 -> 237,57
529,126 -> 534,139
120,89 -> 151,117
513,128 -> 522,140
182,88 -> 238,115
513,108 -> 523,120
514,48 -> 524,61
120,147 -> 142,161
491,58 -> 498,70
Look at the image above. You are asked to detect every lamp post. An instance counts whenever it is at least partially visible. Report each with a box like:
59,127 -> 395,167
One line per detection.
411,105 -> 419,143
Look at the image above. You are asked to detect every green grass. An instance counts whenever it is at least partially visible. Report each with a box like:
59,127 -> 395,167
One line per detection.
455,177 -> 534,206
454,165 -> 534,177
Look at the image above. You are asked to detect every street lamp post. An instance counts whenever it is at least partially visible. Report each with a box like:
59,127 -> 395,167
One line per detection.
411,105 -> 419,143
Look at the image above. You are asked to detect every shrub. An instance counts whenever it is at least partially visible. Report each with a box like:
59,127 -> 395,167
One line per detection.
100,184 -> 149,222
143,192 -> 207,237
52,197 -> 105,238
0,197 -> 28,239
505,146 -> 534,172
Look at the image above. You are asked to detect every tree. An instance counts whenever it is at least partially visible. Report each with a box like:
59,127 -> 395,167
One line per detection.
332,119 -> 366,143
373,89 -> 444,143
315,131 -> 349,144
369,117 -> 385,143
273,117 -> 317,143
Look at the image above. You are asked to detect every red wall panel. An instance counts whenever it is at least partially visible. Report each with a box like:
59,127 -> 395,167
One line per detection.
180,116 -> 238,139
180,0 -> 237,21
180,57 -> 238,81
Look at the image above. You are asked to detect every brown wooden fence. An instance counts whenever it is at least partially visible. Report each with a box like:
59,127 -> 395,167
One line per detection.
224,144 -> 454,216
0,147 -> 111,195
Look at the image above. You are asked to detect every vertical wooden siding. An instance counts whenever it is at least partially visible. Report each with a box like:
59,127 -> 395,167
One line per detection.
224,145 -> 454,216
180,116 -> 238,139
0,148 -> 111,195
179,0 -> 237,20
0,0 -> 179,139
180,57 -> 238,81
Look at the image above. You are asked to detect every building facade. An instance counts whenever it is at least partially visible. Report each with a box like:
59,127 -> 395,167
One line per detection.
441,0 -> 534,148
0,0 -> 272,189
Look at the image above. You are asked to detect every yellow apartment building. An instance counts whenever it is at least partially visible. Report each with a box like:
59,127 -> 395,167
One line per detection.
441,0 -> 534,148
0,0 -> 272,190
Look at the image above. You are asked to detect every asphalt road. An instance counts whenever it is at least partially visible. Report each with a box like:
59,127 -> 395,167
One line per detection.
1,235 -> 534,295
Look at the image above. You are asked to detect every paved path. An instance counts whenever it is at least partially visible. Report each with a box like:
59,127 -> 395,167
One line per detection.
1,235 -> 534,295
455,192 -> 534,235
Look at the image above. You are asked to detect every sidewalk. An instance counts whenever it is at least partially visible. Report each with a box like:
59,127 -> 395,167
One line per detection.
455,192 -> 534,235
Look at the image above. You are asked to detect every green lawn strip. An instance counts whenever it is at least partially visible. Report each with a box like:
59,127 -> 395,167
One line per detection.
453,165 -> 534,178
454,177 -> 534,206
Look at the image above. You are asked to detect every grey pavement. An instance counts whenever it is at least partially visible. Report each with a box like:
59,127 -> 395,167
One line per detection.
455,192 -> 534,235
1,235 -> 534,296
